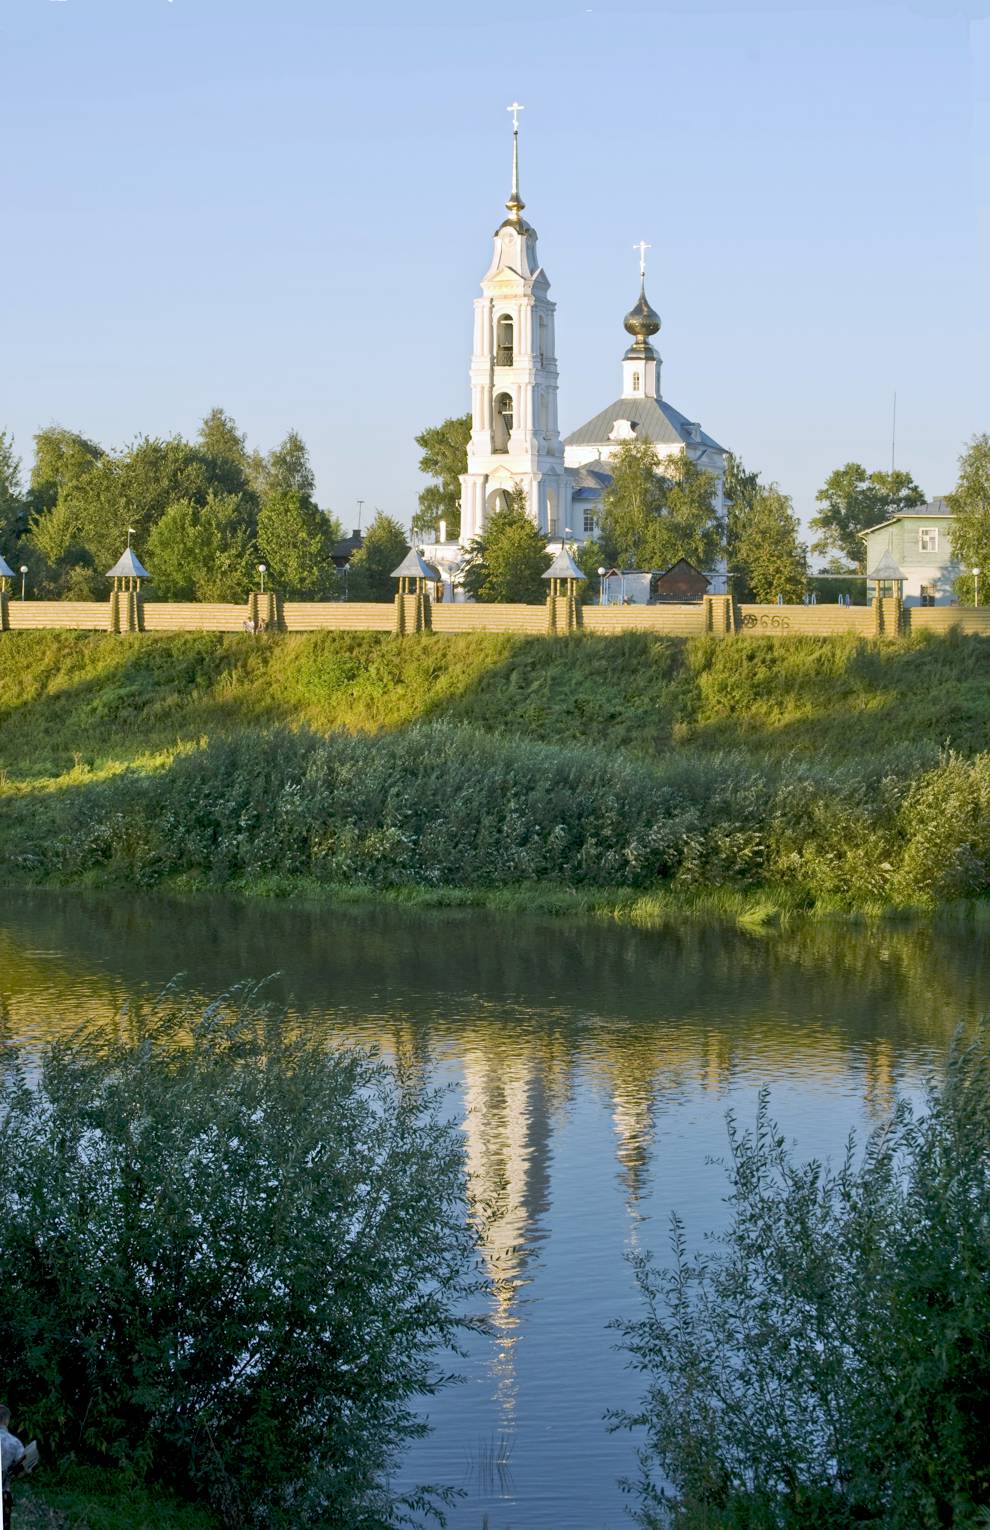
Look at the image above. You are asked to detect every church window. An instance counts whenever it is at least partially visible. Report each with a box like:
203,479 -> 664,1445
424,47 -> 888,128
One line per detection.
494,392 -> 513,452
497,315 -> 514,366
632,371 -> 641,392
538,314 -> 547,364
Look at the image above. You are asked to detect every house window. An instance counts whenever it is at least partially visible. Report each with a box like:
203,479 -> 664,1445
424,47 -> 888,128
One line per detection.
496,315 -> 514,366
583,509 -> 596,534
920,583 -> 937,607
919,527 -> 939,553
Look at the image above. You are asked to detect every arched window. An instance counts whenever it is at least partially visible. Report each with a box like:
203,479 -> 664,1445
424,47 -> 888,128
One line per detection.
632,371 -> 641,393
493,392 -> 513,452
496,315 -> 514,366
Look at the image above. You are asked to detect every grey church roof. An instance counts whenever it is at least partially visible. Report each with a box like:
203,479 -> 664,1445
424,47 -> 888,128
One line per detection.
563,396 -> 725,453
0,553 -> 14,579
568,463 -> 613,498
106,547 -> 149,579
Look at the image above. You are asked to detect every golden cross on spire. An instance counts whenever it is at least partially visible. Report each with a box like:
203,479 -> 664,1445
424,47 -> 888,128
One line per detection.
504,102 -> 526,223
634,240 -> 652,281
507,101 -> 525,132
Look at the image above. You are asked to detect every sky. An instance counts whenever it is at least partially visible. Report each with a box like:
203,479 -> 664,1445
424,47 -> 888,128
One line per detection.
2,0 -> 988,538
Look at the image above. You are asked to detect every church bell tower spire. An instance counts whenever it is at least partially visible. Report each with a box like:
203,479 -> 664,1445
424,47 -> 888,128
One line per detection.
621,241 -> 662,401
458,108 -> 571,547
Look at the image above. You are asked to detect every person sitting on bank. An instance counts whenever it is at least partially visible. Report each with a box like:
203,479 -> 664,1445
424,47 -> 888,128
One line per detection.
0,1405 -> 25,1530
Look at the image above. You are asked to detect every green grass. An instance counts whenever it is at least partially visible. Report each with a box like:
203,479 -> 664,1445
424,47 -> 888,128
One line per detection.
5,627 -> 990,784
4,628 -> 990,918
16,1467 -> 218,1529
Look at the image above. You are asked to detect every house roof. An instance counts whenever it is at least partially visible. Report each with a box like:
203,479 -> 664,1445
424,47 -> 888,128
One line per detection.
333,530 -> 364,560
0,553 -> 13,579
563,396 -> 724,453
542,546 -> 587,581
106,547 -> 149,579
655,558 -> 709,582
391,548 -> 440,581
862,497 -> 951,536
866,549 -> 905,582
567,462 -> 613,499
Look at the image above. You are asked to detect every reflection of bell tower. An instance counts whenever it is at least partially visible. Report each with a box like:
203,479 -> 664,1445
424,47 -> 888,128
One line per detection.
460,1035 -> 554,1418
458,104 -> 571,546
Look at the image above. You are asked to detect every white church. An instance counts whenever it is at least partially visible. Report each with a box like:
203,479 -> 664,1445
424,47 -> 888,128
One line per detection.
424,107 -> 729,594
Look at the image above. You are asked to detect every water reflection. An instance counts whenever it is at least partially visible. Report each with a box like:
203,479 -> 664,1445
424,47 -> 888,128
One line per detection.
0,891 -> 983,1528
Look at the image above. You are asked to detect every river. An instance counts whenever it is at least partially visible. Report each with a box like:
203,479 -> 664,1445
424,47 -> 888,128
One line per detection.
0,890 -> 982,1529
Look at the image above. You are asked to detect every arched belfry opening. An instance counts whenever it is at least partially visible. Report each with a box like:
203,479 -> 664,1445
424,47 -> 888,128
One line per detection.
493,392 -> 513,452
496,315 -> 514,366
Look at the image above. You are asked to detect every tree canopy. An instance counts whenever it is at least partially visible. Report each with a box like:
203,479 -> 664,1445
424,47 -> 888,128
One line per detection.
1,414 -> 339,601
346,511 -> 409,601
412,413 -> 471,541
599,439 -> 722,574
946,434 -> 990,603
725,454 -> 807,602
811,463 -> 925,570
0,988 -> 479,1528
462,489 -> 550,604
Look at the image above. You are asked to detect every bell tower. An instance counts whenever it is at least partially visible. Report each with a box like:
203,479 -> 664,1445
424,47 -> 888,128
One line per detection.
458,106 -> 571,547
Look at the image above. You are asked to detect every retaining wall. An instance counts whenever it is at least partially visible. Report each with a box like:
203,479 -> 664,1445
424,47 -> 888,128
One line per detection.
738,604 -> 875,637
582,604 -> 706,636
5,594 -> 990,640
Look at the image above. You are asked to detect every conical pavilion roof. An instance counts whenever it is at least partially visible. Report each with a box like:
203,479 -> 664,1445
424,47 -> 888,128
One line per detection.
867,550 -> 904,582
391,548 -> 440,581
542,546 -> 587,581
0,553 -> 13,579
106,547 -> 150,579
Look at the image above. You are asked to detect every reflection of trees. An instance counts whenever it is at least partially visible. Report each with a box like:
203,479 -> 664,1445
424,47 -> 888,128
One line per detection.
0,894 -> 981,1262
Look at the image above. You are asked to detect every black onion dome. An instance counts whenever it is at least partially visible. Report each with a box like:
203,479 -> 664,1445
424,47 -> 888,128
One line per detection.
623,283 -> 661,342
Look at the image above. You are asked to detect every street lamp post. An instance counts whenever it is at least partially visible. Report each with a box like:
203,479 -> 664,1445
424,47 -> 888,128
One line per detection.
257,563 -> 267,594
974,567 -> 981,608
19,565 -> 27,601
597,565 -> 606,605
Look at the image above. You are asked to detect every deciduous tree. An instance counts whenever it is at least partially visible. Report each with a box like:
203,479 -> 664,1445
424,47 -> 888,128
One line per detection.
729,476 -> 807,603
811,463 -> 924,569
256,489 -> 338,599
346,511 -> 409,601
0,430 -> 25,545
0,988 -> 479,1528
147,492 -> 257,602
946,434 -> 990,604
462,489 -> 549,604
412,414 -> 471,540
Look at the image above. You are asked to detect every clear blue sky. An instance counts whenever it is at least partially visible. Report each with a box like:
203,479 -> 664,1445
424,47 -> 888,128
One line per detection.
3,0 -> 987,536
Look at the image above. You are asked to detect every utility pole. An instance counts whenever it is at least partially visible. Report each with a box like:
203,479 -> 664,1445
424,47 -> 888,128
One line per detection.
891,391 -> 897,473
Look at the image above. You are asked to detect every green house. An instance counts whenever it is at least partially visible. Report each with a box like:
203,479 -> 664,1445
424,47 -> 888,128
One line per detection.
862,498 -> 959,606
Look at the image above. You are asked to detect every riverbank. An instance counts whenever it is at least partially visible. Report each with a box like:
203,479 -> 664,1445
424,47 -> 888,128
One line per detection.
3,629 -> 990,917
16,1467 -> 217,1529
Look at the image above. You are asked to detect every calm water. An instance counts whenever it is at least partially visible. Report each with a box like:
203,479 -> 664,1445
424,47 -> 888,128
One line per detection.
0,890 -> 986,1529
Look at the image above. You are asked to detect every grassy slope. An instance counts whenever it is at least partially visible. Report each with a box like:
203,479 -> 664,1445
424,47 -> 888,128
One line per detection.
3,628 -> 990,917
4,627 -> 990,781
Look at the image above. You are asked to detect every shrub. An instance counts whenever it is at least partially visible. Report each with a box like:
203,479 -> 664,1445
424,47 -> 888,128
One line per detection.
0,988 -> 479,1528
612,1031 -> 990,1528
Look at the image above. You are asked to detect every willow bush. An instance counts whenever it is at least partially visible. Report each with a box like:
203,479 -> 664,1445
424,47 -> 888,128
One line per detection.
10,723 -> 990,909
0,988 -> 480,1529
612,1032 -> 990,1529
